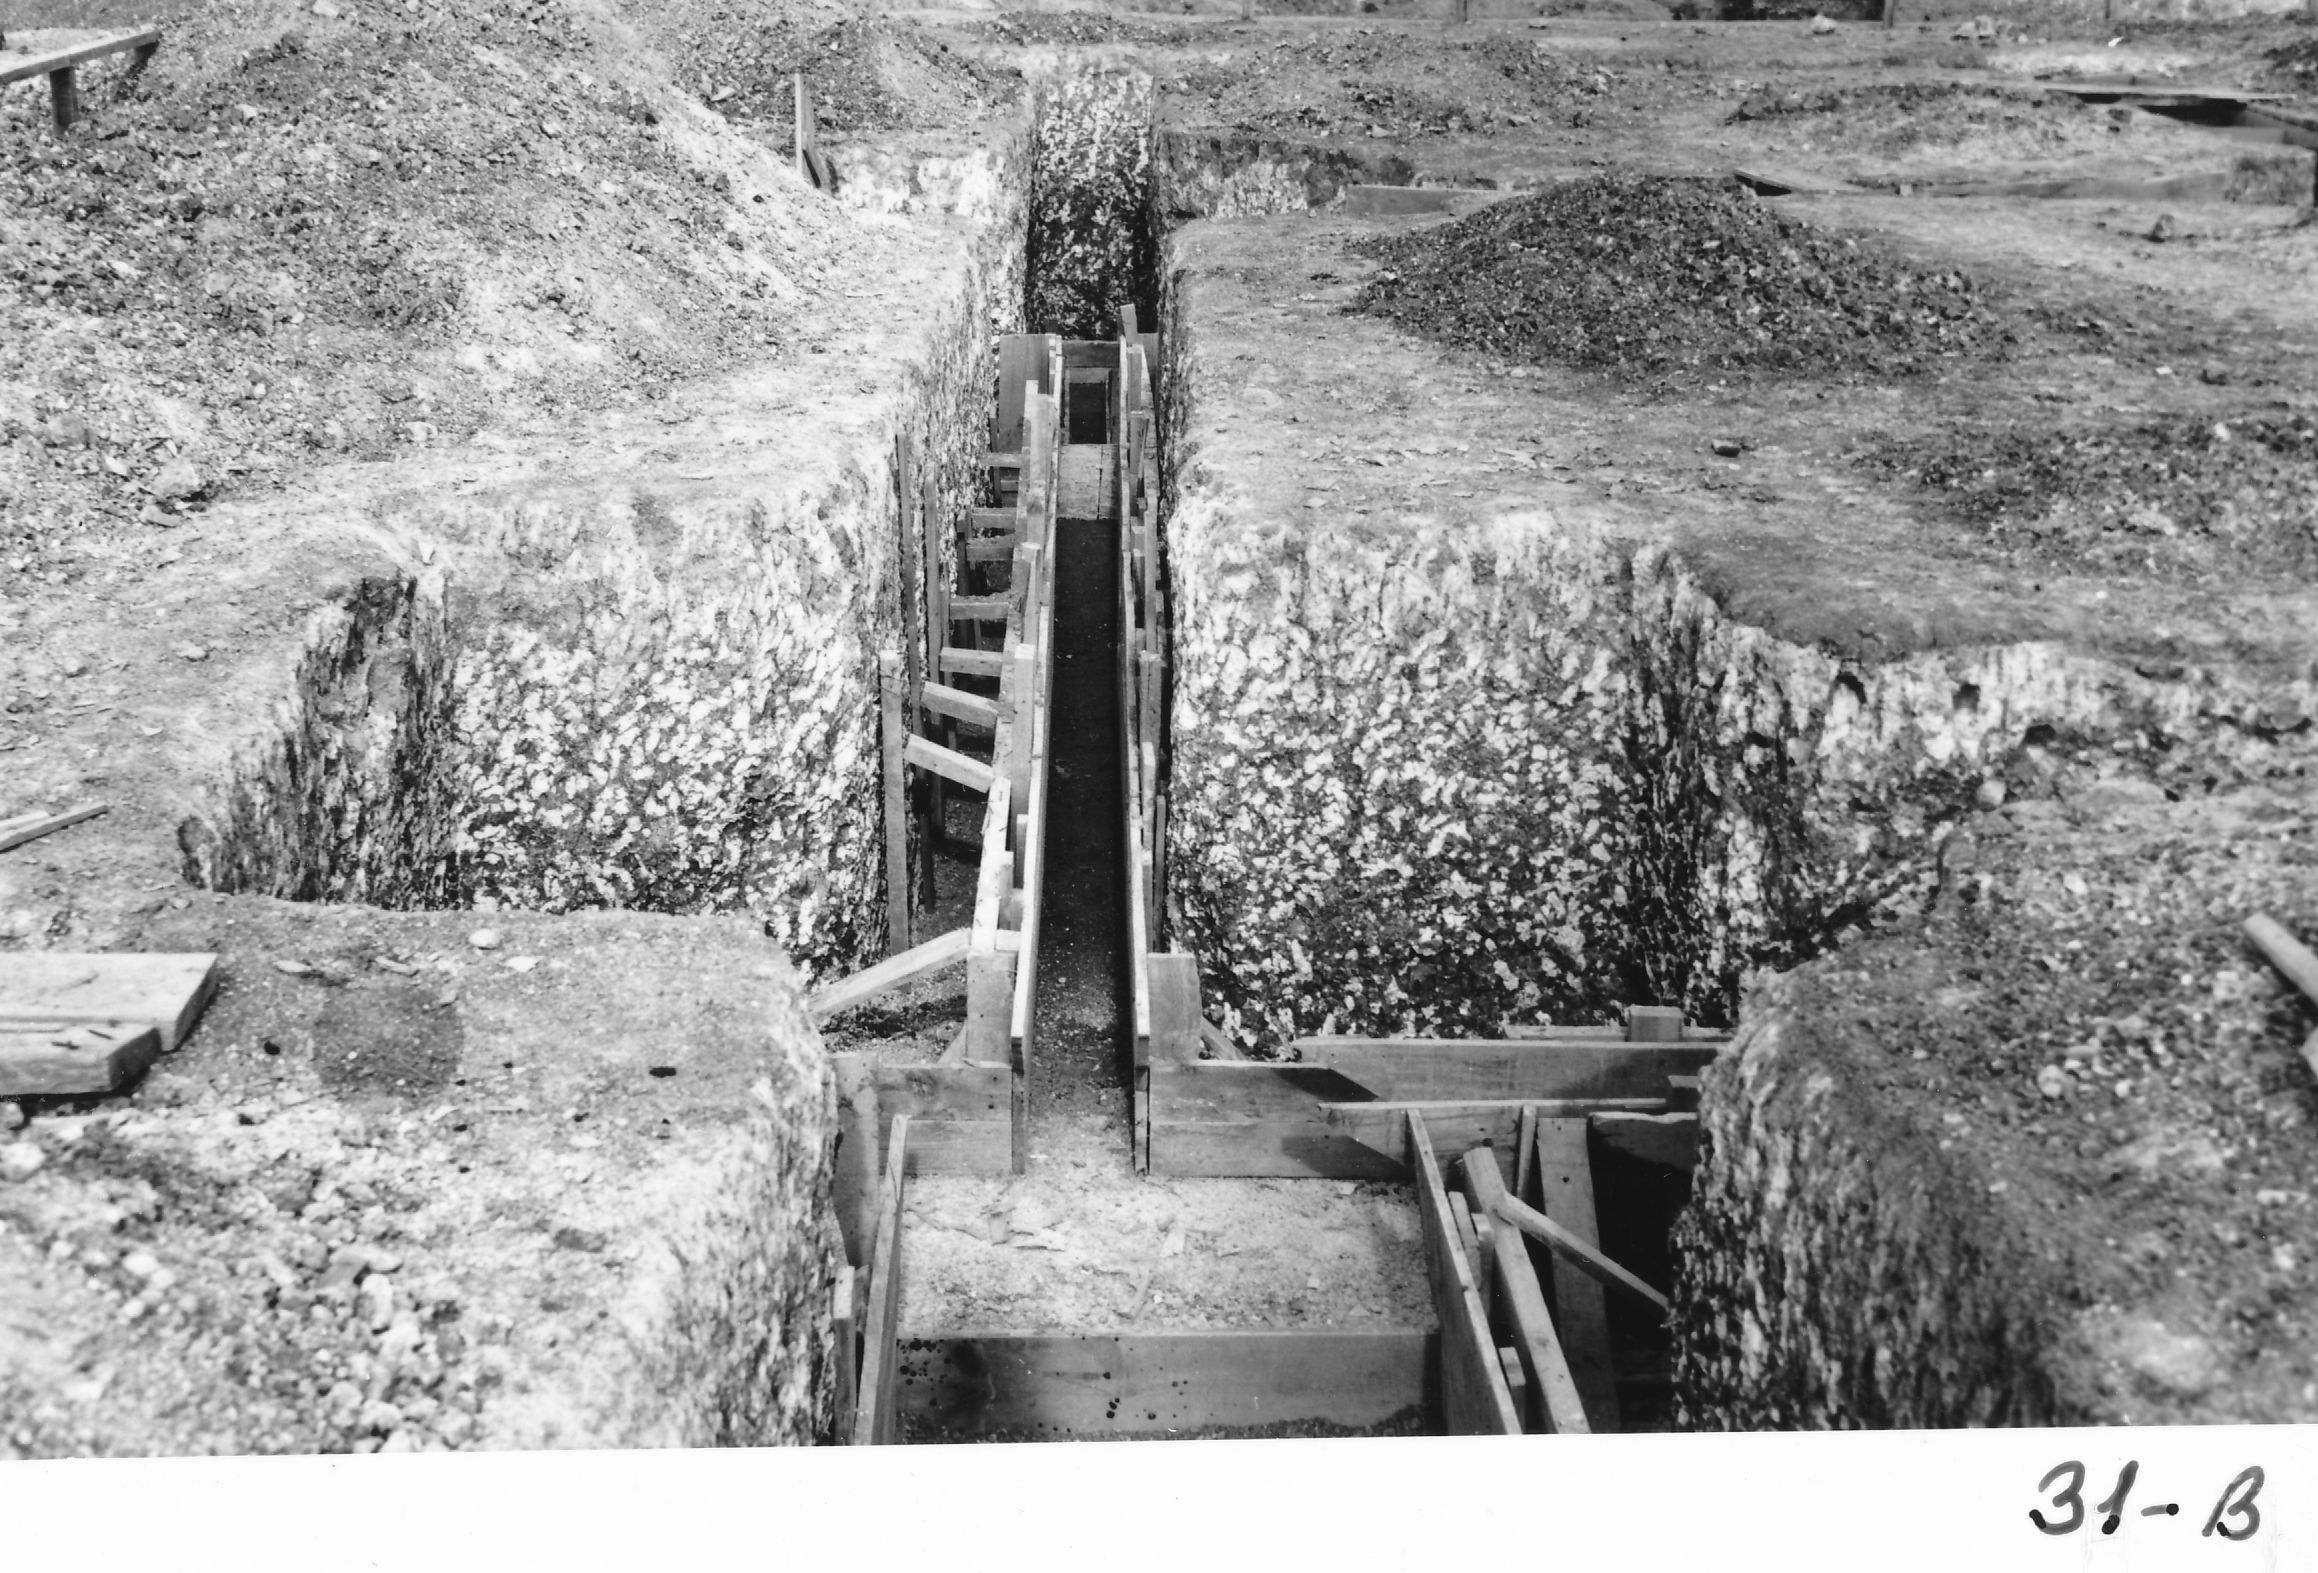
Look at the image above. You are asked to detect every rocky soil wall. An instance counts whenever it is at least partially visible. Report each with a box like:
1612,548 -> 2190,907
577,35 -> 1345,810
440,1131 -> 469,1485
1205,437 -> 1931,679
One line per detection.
1026,70 -> 1157,336
1157,235 -> 2317,1052
180,160 -> 1029,983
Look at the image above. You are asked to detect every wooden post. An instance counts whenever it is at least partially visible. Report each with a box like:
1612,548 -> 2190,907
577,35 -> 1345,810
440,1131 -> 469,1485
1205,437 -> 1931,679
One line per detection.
1532,1118 -> 1620,1431
851,1114 -> 909,1446
833,1054 -> 884,1267
879,651 -> 909,952
1410,1114 -> 1520,1434
49,65 -> 78,133
794,72 -> 810,183
1883,0 -> 1896,28
831,1263 -> 858,1443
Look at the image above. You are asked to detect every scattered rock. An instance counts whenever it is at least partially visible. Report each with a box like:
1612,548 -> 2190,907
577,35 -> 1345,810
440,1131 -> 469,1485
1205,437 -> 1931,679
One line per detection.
2200,362 -> 2231,386
0,1101 -> 21,1134
1710,437 -> 1744,458
1974,777 -> 2008,811
2146,213 -> 2176,243
0,1141 -> 45,1182
362,1273 -> 397,1332
312,0 -> 342,15
148,457 -> 205,501
2036,1064 -> 2069,1099
1808,13 -> 1836,34
552,1225 -> 608,1253
468,928 -> 503,952
175,644 -> 209,663
503,955 -> 540,974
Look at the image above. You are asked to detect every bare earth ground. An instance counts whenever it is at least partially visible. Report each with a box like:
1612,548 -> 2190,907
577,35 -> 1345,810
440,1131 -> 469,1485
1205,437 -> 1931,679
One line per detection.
6,0 -> 2318,1452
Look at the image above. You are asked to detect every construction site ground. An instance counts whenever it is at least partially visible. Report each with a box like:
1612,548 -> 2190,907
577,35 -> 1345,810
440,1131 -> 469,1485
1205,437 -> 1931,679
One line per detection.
5,0 -> 2318,1453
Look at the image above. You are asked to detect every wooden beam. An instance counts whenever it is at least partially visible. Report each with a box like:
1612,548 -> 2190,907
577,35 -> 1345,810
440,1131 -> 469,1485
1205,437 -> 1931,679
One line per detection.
964,537 -> 1017,564
1198,1017 -> 1241,1061
1298,1038 -> 1722,1104
0,801 -> 107,853
0,1020 -> 162,1098
851,1114 -> 909,1446
1318,1097 -> 1668,1172
920,681 -> 1000,731
895,1329 -> 1433,1439
949,595 -> 1011,622
1532,1118 -> 1619,1430
833,1056 -> 882,1267
1410,1114 -> 1520,1435
1464,1151 -> 1590,1435
831,1055 -> 1013,1176
0,29 -> 161,87
2247,913 -> 2318,1009
1591,1111 -> 1700,1170
808,928 -> 970,1022
904,734 -> 996,796
937,646 -> 1005,679
1490,1190 -> 1671,1323
967,508 -> 1019,536
1147,953 -> 1203,1064
831,1264 -> 858,1444
879,652 -> 909,950
1626,1005 -> 1685,1043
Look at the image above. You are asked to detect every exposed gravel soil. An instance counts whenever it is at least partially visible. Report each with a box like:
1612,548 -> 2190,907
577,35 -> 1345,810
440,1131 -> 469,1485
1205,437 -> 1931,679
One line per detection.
1728,81 -> 2098,151
1352,174 -> 1995,377
657,13 -> 1013,132
1858,411 -> 2318,582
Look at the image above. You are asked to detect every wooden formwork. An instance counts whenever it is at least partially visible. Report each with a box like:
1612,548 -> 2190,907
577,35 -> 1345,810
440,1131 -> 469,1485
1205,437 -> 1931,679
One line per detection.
814,336 -> 1064,1200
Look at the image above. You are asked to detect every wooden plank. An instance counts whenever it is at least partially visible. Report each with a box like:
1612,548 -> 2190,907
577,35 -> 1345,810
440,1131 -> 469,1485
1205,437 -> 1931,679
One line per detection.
0,952 -> 217,1052
1533,1118 -> 1619,1431
1410,1114 -> 1520,1436
1464,1151 -> 1590,1435
832,1264 -> 858,1444
0,801 -> 107,853
0,1020 -> 162,1098
904,734 -> 996,796
832,1056 -> 882,1266
967,508 -> 1020,536
1147,1123 -> 1408,1180
2247,913 -> 2318,1008
991,335 -> 1048,455
963,537 -> 1017,565
879,652 -> 909,951
1319,1098 -> 1668,1173
1147,1060 -> 1377,1120
0,28 -> 161,87
1490,1190 -> 1671,1323
852,1114 -> 909,1446
1300,1039 -> 1722,1103
920,682 -> 1000,731
1626,1006 -> 1685,1043
979,452 -> 1023,471
1591,1111 -> 1700,1170
847,1058 -> 1012,1176
1198,1017 -> 1241,1061
1147,953 -> 1203,1064
949,595 -> 1012,622
938,646 -> 1005,679
808,929 -> 969,1023
894,1329 -> 1433,1439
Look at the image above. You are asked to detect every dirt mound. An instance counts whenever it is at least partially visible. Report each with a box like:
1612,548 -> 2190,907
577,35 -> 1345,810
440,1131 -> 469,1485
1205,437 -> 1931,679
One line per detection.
1177,32 -> 1616,140
0,0 -> 858,568
1352,175 -> 1993,377
656,14 -> 1014,132
1860,413 -> 2318,580
975,12 -> 1200,47
1728,81 -> 2092,153
2266,34 -> 2318,91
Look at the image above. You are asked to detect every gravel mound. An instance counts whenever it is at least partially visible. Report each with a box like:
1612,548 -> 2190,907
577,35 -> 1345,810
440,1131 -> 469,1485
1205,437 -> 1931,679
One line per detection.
1352,175 -> 1992,377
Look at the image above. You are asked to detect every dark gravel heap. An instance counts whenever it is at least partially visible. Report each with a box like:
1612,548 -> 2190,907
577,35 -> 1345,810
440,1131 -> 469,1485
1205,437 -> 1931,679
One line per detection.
1859,413 -> 2318,579
1352,175 -> 1993,376
2267,35 -> 2318,90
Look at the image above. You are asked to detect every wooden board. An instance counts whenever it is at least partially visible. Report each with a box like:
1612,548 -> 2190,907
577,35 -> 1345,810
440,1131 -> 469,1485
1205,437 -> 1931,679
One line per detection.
0,952 -> 217,1052
894,1329 -> 1433,1438
0,1020 -> 162,1098
1319,1097 -> 1667,1176
904,734 -> 996,796
1464,1151 -> 1589,1435
0,29 -> 160,86
807,929 -> 969,1023
852,1115 -> 909,1446
991,334 -> 1051,455
1299,1038 -> 1720,1103
1147,1060 -> 1398,1178
1592,1111 -> 1700,1170
1410,1114 -> 1520,1436
1146,953 -> 1202,1064
1533,1118 -> 1618,1430
832,1264 -> 858,1443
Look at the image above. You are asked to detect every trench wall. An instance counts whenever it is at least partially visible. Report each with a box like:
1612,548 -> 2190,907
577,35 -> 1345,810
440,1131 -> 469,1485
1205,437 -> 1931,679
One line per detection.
1025,70 -> 1157,337
181,142 -> 1029,981
1157,235 -> 2315,1052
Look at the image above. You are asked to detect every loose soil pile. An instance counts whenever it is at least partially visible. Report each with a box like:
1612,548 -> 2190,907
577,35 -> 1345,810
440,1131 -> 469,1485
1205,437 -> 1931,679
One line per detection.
657,14 -> 1013,131
1172,32 -> 1619,140
1353,174 -> 1994,376
1729,81 -> 2094,148
973,12 -> 1199,47
1860,413 -> 2318,580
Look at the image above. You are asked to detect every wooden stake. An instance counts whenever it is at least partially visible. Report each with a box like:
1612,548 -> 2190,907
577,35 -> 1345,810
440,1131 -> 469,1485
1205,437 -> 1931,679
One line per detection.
831,1264 -> 858,1443
1490,1188 -> 1671,1322
1464,1151 -> 1590,1434
793,72 -> 811,184
879,652 -> 909,951
922,469 -> 946,897
851,1114 -> 909,1446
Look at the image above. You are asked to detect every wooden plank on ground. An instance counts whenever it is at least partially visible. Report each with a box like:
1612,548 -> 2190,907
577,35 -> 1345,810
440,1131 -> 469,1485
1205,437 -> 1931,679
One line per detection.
1532,1117 -> 1619,1431
1591,1111 -> 1700,1170
852,1114 -> 909,1446
904,734 -> 996,795
1463,1151 -> 1590,1435
0,951 -> 218,1051
807,929 -> 969,1022
1411,1114 -> 1520,1436
0,801 -> 107,853
1299,1038 -> 1722,1103
0,1021 -> 162,1098
894,1329 -> 1434,1438
0,29 -> 161,86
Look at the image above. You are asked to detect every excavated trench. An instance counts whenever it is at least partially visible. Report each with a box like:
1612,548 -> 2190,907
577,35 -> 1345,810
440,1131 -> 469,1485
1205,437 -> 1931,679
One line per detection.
157,61 -> 2312,1443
